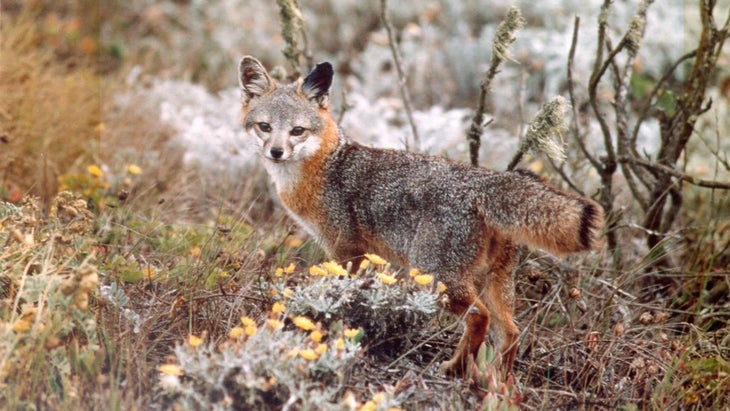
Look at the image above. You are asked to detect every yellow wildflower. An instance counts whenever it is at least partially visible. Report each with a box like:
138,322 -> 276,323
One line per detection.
309,265 -> 329,277
315,343 -> 327,354
373,393 -> 385,404
364,253 -> 387,265
299,349 -> 319,361
158,364 -> 183,376
377,272 -> 397,285
275,267 -> 284,277
323,260 -> 347,276
87,165 -> 103,177
292,316 -> 316,331
335,337 -> 345,350
284,263 -> 296,274
409,268 -> 420,278
437,281 -> 448,293
344,328 -> 361,339
12,319 -> 31,332
271,302 -> 286,314
358,400 -> 377,411
282,288 -> 293,298
359,259 -> 370,270
267,319 -> 283,330
310,329 -> 324,343
414,274 -> 434,285
188,334 -> 203,348
127,164 -> 143,175
240,316 -> 257,336
286,348 -> 300,359
229,327 -> 244,339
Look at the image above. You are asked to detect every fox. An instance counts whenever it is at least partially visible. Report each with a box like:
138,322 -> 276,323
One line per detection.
237,56 -> 604,376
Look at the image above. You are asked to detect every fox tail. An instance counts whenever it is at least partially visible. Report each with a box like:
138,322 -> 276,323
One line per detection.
481,170 -> 604,255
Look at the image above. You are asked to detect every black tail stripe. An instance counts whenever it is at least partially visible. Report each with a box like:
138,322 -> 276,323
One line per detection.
579,202 -> 598,249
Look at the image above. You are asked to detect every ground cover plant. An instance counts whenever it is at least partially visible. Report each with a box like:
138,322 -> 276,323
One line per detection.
1,0 -> 729,410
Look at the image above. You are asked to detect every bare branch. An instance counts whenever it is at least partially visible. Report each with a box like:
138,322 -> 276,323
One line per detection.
617,156 -> 730,189
380,0 -> 419,152
566,16 -> 600,170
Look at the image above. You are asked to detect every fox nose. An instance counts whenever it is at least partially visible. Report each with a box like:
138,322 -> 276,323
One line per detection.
270,147 -> 284,159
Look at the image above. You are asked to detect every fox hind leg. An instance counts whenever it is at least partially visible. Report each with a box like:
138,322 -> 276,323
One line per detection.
438,287 -> 491,376
482,272 -> 519,377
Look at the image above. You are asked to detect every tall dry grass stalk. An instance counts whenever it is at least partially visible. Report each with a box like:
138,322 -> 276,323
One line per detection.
0,14 -> 101,204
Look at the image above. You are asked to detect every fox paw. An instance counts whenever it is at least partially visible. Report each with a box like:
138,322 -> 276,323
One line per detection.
439,357 -> 467,376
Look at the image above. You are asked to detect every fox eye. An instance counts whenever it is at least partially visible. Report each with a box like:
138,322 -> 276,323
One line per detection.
290,127 -> 305,136
258,122 -> 272,132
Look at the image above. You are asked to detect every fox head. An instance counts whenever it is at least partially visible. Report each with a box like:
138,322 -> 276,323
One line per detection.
238,56 -> 334,164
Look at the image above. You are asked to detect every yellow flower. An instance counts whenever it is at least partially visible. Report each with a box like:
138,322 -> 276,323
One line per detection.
275,267 -> 284,277
299,349 -> 319,361
292,316 -> 316,331
344,328 -> 361,339
267,319 -> 283,330
323,261 -> 347,276
188,334 -> 203,348
409,268 -> 420,278
12,319 -> 31,332
271,302 -> 286,314
284,263 -> 296,274
158,364 -> 183,376
358,401 -> 376,411
373,393 -> 385,404
310,329 -> 324,343
286,348 -> 300,359
359,259 -> 370,270
414,274 -> 434,285
127,164 -> 143,175
240,316 -> 257,335
229,327 -> 244,339
87,165 -> 103,177
282,288 -> 293,298
315,343 -> 327,354
364,253 -> 387,265
437,281 -> 448,293
142,266 -> 157,280
335,338 -> 345,350
309,265 -> 329,277
377,272 -> 397,285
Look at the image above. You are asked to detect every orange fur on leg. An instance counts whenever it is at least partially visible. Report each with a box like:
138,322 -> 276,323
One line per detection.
439,290 -> 491,375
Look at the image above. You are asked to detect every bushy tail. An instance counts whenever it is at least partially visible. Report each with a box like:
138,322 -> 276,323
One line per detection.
481,170 -> 604,255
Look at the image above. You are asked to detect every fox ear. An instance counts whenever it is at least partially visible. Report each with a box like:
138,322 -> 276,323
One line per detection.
239,56 -> 273,103
301,62 -> 333,108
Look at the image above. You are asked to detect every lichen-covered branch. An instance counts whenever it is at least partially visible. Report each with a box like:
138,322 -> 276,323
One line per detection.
467,6 -> 524,166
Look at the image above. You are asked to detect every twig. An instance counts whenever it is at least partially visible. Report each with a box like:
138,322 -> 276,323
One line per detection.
380,0 -> 419,152
617,156 -> 730,189
566,16 -> 600,170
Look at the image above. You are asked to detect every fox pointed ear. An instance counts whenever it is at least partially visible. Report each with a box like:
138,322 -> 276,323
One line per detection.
301,62 -> 334,108
239,56 -> 274,103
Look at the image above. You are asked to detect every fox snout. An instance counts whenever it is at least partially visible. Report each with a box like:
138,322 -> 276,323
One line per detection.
269,147 -> 285,160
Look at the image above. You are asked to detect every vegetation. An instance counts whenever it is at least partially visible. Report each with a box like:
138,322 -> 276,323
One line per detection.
1,0 -> 729,410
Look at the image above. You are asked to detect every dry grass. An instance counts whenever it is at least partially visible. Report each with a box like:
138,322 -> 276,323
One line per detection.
0,9 -> 103,204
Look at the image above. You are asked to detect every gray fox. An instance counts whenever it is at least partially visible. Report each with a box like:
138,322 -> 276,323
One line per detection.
238,56 -> 604,376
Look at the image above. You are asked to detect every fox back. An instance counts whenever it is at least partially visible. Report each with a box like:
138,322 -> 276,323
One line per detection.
238,56 -> 604,376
